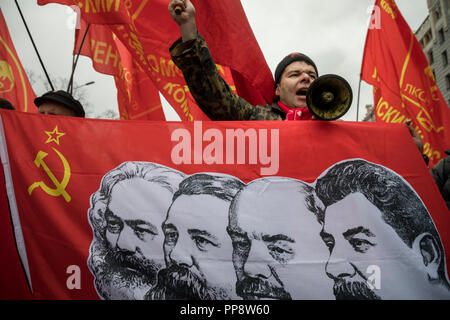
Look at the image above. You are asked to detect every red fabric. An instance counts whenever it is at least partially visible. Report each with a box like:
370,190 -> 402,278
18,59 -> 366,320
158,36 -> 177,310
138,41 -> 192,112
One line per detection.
73,18 -> 240,121
74,20 -> 166,120
277,101 -> 313,120
0,110 -> 448,298
0,148 -> 32,299
192,0 -> 273,105
361,0 -> 450,167
0,9 -> 36,112
39,0 -> 273,110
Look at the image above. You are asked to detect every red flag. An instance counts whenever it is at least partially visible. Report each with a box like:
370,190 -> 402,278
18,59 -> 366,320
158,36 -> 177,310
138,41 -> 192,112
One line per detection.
74,20 -> 166,120
111,23 -> 211,121
0,160 -> 32,299
39,0 -> 273,111
126,0 -> 274,105
71,9 -> 240,121
361,0 -> 450,167
0,110 -> 448,299
113,53 -> 164,120
72,14 -> 208,120
0,9 -> 36,112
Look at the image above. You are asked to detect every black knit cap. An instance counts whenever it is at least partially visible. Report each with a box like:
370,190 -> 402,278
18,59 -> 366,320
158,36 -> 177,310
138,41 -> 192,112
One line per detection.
274,53 -> 318,87
34,90 -> 85,117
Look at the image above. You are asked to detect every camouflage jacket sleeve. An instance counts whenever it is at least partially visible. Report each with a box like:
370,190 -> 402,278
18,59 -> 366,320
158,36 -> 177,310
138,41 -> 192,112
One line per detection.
169,34 -> 283,121
430,156 -> 450,208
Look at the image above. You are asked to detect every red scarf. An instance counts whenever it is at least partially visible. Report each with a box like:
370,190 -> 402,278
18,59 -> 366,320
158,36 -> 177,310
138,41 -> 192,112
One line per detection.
277,101 -> 313,120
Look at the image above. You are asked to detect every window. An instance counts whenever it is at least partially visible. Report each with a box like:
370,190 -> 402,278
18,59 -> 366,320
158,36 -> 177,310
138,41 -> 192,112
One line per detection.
439,28 -> 445,44
428,50 -> 434,64
424,31 -> 432,46
443,50 -> 448,66
434,6 -> 441,21
446,74 -> 450,90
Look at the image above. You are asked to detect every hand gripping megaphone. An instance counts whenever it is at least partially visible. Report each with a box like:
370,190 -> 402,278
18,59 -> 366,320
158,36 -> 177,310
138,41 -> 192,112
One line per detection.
306,74 -> 353,121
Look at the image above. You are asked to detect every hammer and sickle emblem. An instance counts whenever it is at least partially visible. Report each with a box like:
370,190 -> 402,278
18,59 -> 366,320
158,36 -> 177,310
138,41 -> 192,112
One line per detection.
28,148 -> 71,203
0,60 -> 14,93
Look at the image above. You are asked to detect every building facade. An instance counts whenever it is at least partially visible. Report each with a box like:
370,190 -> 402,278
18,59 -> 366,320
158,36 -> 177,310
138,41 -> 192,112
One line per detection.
416,0 -> 450,107
362,104 -> 375,122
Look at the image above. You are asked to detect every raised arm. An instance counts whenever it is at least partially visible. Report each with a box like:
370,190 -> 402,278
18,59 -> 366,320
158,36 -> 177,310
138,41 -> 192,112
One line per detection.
168,0 -> 273,120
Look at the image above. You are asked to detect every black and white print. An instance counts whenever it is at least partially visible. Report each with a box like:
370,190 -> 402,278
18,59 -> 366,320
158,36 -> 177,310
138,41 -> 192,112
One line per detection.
87,162 -> 185,299
87,159 -> 450,300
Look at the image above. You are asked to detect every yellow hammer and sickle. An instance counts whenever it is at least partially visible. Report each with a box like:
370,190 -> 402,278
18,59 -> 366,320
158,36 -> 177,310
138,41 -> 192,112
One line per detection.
28,148 -> 71,203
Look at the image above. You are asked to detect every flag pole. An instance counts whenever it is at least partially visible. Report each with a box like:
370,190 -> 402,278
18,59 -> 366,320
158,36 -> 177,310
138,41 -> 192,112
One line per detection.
356,74 -> 362,122
14,0 -> 54,91
67,23 -> 90,94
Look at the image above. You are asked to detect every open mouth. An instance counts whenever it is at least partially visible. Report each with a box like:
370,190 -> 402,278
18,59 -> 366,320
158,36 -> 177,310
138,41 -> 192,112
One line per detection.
296,89 -> 307,97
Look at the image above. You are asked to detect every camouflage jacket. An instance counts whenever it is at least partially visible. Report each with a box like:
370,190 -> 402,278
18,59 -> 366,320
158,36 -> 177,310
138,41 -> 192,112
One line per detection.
430,150 -> 450,209
169,35 -> 286,121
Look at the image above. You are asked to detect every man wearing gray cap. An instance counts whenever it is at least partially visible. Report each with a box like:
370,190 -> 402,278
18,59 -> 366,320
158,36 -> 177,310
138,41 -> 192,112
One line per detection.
34,90 -> 85,117
168,0 -> 318,121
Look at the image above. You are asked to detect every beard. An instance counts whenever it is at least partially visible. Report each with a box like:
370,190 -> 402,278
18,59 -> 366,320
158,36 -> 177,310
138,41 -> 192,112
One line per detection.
89,239 -> 162,300
145,264 -> 230,300
333,278 -> 381,300
236,276 -> 292,300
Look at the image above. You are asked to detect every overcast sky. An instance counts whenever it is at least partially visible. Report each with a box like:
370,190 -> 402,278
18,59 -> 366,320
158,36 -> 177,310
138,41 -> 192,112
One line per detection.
0,0 -> 429,120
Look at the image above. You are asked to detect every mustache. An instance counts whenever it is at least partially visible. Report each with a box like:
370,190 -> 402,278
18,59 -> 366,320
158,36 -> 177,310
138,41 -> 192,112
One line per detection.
236,276 -> 292,300
333,279 -> 381,300
103,248 -> 160,283
146,264 -> 220,300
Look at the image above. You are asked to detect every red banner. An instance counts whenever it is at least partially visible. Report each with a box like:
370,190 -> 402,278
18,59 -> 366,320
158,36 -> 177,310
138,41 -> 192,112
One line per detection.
113,44 -> 164,120
361,0 -> 450,167
74,18 -> 239,121
75,20 -> 165,120
0,110 -> 449,300
0,162 -> 32,298
76,21 -> 198,121
39,0 -> 273,114
0,9 -> 36,112
74,20 -> 203,121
